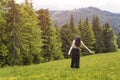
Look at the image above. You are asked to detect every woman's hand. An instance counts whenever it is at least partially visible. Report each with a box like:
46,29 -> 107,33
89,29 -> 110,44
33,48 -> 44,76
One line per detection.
90,51 -> 95,54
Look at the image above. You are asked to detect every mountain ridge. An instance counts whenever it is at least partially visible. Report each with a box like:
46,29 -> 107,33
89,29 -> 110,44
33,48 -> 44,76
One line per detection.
49,7 -> 120,34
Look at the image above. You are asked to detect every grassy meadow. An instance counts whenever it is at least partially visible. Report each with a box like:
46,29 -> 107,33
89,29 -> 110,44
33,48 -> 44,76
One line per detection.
0,50 -> 120,80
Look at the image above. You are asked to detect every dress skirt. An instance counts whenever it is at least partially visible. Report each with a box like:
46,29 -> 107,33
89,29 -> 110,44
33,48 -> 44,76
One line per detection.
71,48 -> 80,68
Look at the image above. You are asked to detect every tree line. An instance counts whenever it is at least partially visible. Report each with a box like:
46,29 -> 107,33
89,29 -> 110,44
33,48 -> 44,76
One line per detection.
0,0 -> 119,67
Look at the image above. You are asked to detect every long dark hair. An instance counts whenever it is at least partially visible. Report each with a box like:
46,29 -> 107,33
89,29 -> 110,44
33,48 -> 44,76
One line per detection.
75,36 -> 81,47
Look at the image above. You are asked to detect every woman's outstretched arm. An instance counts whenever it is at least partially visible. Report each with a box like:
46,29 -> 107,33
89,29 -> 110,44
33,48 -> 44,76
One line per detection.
81,40 -> 92,53
68,40 -> 75,55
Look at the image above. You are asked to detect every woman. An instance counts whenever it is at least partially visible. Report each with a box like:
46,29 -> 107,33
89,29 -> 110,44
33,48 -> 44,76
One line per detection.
68,36 -> 92,68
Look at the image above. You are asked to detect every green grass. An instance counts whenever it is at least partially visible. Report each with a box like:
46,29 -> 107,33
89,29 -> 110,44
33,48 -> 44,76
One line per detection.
0,50 -> 120,80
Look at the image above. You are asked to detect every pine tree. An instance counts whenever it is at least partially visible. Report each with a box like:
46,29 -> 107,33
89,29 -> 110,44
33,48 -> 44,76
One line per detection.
50,26 -> 64,60
60,24 -> 73,58
6,0 -> 22,66
69,12 -> 77,39
37,9 -> 63,61
70,12 -> 75,33
103,22 -> 118,52
77,17 -> 83,36
78,17 -> 95,55
92,15 -> 105,53
0,0 -> 9,67
53,23 -> 64,60
5,0 -> 42,66
37,9 -> 51,62
19,1 -> 42,65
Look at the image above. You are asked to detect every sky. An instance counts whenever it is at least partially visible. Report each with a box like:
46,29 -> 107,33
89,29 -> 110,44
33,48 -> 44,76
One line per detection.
16,0 -> 120,13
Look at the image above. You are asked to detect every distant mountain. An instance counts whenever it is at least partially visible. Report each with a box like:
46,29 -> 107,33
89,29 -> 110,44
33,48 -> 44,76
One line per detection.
49,7 -> 120,34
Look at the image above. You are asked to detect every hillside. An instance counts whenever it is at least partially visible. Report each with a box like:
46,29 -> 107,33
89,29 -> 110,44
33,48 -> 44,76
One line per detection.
0,50 -> 120,80
50,7 -> 120,34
